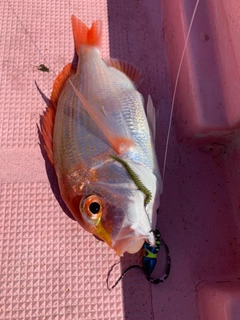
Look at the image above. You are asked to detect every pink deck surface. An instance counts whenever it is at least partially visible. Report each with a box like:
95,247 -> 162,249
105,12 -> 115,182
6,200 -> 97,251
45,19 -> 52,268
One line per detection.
1,0 -> 240,319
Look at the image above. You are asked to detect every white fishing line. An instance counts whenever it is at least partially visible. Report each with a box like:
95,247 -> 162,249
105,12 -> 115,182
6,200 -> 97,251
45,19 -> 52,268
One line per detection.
162,0 -> 200,181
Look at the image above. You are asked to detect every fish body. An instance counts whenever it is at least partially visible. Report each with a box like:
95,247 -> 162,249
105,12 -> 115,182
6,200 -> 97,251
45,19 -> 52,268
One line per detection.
41,16 -> 163,256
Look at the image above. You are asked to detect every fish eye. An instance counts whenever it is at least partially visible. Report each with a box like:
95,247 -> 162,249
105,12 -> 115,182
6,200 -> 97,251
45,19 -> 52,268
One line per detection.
89,201 -> 100,214
80,195 -> 102,220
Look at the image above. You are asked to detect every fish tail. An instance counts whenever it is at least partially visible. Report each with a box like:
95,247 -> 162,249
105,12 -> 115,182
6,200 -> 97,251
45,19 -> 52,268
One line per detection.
71,15 -> 102,51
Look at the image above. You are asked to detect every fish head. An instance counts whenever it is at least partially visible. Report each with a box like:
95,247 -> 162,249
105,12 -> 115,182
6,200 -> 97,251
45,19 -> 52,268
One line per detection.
59,160 -> 162,256
69,187 -> 158,256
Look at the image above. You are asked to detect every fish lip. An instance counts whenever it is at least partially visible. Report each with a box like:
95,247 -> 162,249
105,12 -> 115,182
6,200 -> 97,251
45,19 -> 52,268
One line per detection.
114,239 -> 144,256
112,239 -> 144,256
93,234 -> 104,242
110,228 -> 155,256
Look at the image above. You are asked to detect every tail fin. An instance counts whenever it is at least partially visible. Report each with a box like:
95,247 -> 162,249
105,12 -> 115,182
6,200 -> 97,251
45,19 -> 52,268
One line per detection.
71,15 -> 102,51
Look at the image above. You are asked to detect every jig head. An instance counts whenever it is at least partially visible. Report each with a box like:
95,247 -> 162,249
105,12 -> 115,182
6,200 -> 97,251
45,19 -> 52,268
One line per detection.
107,227 -> 171,290
143,228 -> 171,284
142,228 -> 161,277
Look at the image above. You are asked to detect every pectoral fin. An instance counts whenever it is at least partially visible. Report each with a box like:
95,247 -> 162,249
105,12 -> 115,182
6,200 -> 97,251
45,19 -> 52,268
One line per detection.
68,79 -> 134,154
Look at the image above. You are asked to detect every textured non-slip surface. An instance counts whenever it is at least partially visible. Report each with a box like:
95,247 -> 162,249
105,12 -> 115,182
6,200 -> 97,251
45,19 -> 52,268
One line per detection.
1,1 -> 240,320
0,183 -> 124,320
0,1 -> 123,319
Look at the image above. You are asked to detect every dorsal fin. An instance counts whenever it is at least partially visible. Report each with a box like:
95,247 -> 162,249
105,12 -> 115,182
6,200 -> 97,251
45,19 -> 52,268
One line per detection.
41,63 -> 75,164
71,15 -> 102,51
104,58 -> 142,87
50,63 -> 75,105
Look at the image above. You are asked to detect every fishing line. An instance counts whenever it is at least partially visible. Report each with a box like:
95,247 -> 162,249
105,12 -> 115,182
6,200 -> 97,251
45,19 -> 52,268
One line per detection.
107,262 -> 142,291
5,0 -> 65,81
5,0 -> 44,59
162,0 -> 200,181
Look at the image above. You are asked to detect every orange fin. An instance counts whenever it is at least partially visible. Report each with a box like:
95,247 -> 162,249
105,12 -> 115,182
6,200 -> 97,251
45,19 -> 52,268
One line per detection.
50,63 -> 75,105
41,63 -> 75,164
41,106 -> 55,164
68,79 -> 134,154
105,58 -> 142,87
71,15 -> 102,51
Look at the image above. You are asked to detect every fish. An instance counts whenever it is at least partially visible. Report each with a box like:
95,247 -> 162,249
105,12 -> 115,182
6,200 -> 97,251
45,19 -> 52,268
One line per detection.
41,15 -> 163,256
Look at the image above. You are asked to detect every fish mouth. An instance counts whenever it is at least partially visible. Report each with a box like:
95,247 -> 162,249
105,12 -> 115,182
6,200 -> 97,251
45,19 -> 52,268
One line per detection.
114,239 -> 145,256
93,220 -> 155,256
110,227 -> 156,256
